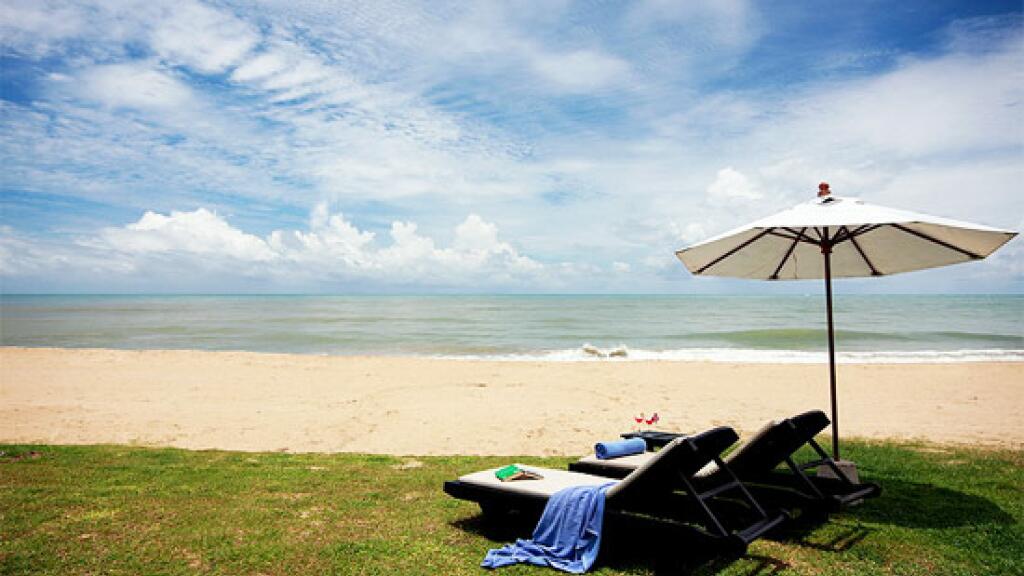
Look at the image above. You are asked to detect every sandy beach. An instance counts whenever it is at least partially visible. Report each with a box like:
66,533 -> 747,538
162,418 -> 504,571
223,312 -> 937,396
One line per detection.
1,347 -> 1021,455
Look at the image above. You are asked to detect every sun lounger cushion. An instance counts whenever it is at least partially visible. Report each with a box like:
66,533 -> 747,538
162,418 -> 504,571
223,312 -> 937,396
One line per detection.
458,465 -> 617,498
594,438 -> 646,459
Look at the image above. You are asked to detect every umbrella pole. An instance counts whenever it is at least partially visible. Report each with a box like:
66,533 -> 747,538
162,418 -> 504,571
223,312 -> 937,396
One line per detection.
823,246 -> 840,461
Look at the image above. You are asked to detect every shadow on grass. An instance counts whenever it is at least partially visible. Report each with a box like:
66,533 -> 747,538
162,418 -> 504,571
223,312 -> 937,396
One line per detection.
599,525 -> 791,576
668,554 -> 790,576
452,513 -> 533,544
788,520 -> 873,553
453,513 -> 789,575
447,475 -> 1014,574
845,477 -> 1014,529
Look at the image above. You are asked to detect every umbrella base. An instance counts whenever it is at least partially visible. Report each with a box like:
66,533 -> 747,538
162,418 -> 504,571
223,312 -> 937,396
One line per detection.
817,460 -> 859,484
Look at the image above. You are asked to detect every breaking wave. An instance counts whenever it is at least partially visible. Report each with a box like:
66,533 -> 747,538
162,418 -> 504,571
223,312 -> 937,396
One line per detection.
435,346 -> 1024,363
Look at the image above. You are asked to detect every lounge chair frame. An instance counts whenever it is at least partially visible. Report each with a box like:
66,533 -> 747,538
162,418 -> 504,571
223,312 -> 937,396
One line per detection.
444,427 -> 787,555
571,411 -> 880,515
754,431 -> 879,512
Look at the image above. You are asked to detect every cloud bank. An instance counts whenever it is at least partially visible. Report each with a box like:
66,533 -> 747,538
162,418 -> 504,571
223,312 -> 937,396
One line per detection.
0,1 -> 1020,292
2,207 -> 552,291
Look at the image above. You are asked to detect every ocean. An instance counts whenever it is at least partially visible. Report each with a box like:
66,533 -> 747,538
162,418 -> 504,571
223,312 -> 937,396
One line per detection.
0,294 -> 1021,363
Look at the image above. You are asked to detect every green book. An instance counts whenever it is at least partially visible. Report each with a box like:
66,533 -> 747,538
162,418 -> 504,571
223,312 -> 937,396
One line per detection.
495,464 -> 543,482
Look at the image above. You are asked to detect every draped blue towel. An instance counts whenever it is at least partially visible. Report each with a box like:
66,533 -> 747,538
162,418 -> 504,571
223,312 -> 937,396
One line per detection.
482,483 -> 614,573
594,437 -> 647,460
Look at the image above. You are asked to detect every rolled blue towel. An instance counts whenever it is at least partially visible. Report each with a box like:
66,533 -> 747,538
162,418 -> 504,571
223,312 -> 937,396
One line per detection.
594,437 -> 647,460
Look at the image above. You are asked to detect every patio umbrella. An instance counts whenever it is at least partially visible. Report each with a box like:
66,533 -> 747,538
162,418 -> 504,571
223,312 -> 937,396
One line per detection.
675,183 -> 1017,460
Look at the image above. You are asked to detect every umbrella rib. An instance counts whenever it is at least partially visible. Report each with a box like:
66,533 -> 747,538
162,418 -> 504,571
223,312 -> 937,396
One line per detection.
890,223 -> 984,259
696,228 -> 775,274
847,224 -> 882,239
783,226 -> 819,240
848,235 -> 881,276
770,227 -> 807,280
768,228 -> 820,245
833,224 -> 882,245
832,226 -> 855,244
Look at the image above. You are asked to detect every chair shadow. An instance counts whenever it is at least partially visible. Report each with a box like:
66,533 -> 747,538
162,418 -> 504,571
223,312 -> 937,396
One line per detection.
842,477 -> 1014,529
600,531 -> 792,576
452,513 -> 534,544
453,513 -> 790,575
688,555 -> 791,576
761,475 -> 1012,552
787,520 -> 873,553
449,476 -> 1013,574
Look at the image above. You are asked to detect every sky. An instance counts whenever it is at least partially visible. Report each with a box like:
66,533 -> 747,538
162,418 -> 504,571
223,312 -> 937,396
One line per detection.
0,0 -> 1021,294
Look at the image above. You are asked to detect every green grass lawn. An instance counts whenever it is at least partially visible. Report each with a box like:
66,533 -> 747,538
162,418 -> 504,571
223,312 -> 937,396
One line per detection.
1,440 -> 1021,575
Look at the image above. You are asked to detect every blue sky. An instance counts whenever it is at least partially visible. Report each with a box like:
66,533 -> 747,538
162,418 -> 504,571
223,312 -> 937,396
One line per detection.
1,0 -> 1021,293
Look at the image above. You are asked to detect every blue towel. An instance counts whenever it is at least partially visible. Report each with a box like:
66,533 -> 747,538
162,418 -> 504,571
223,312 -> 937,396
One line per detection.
594,437 -> 646,460
482,483 -> 614,573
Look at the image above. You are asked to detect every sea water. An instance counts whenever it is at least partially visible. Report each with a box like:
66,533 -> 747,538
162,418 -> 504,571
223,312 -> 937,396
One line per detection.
0,294 -> 1021,363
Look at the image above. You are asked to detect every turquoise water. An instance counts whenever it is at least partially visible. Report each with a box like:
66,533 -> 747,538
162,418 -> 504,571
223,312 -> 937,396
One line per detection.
0,294 -> 1021,362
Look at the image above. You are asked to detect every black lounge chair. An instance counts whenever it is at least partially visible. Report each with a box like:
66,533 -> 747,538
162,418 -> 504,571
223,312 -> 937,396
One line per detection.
444,426 -> 788,556
571,411 -> 880,517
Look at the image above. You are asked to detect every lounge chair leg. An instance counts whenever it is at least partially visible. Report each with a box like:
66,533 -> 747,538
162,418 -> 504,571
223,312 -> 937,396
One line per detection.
676,468 -> 730,538
786,455 -> 825,499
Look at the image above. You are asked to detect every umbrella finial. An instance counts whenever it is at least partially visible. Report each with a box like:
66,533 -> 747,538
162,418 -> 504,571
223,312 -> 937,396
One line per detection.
818,182 -> 831,197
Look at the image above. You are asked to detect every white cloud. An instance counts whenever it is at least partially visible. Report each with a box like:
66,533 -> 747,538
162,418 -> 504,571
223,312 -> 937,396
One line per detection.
675,222 -> 708,245
453,214 -> 500,251
0,226 -> 133,277
1,0 -> 258,69
0,0 -> 87,57
627,0 -> 761,51
99,208 -> 277,261
371,215 -> 544,282
23,207 -> 547,289
869,158 -> 1024,227
451,214 -> 544,273
76,63 -> 194,110
787,48 -> 1024,157
706,167 -> 762,203
425,2 -> 634,94
270,204 -> 377,269
529,49 -> 631,92
230,50 -> 289,83
149,1 -> 259,73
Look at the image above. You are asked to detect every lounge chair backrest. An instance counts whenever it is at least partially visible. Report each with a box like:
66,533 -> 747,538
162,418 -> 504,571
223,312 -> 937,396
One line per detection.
604,437 -> 682,500
717,419 -> 787,476
717,409 -> 830,479
607,426 -> 738,502
787,409 -> 830,441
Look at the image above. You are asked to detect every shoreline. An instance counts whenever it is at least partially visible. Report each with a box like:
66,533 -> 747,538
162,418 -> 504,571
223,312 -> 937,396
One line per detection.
2,345 -> 1022,364
2,347 -> 1022,455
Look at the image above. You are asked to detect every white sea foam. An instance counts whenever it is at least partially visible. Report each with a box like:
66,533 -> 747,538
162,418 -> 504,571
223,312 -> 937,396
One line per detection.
434,346 -> 1024,364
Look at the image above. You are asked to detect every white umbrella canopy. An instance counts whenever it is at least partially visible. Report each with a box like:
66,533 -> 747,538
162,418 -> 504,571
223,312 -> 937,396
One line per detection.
675,183 -> 1017,461
678,191 -> 1016,280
